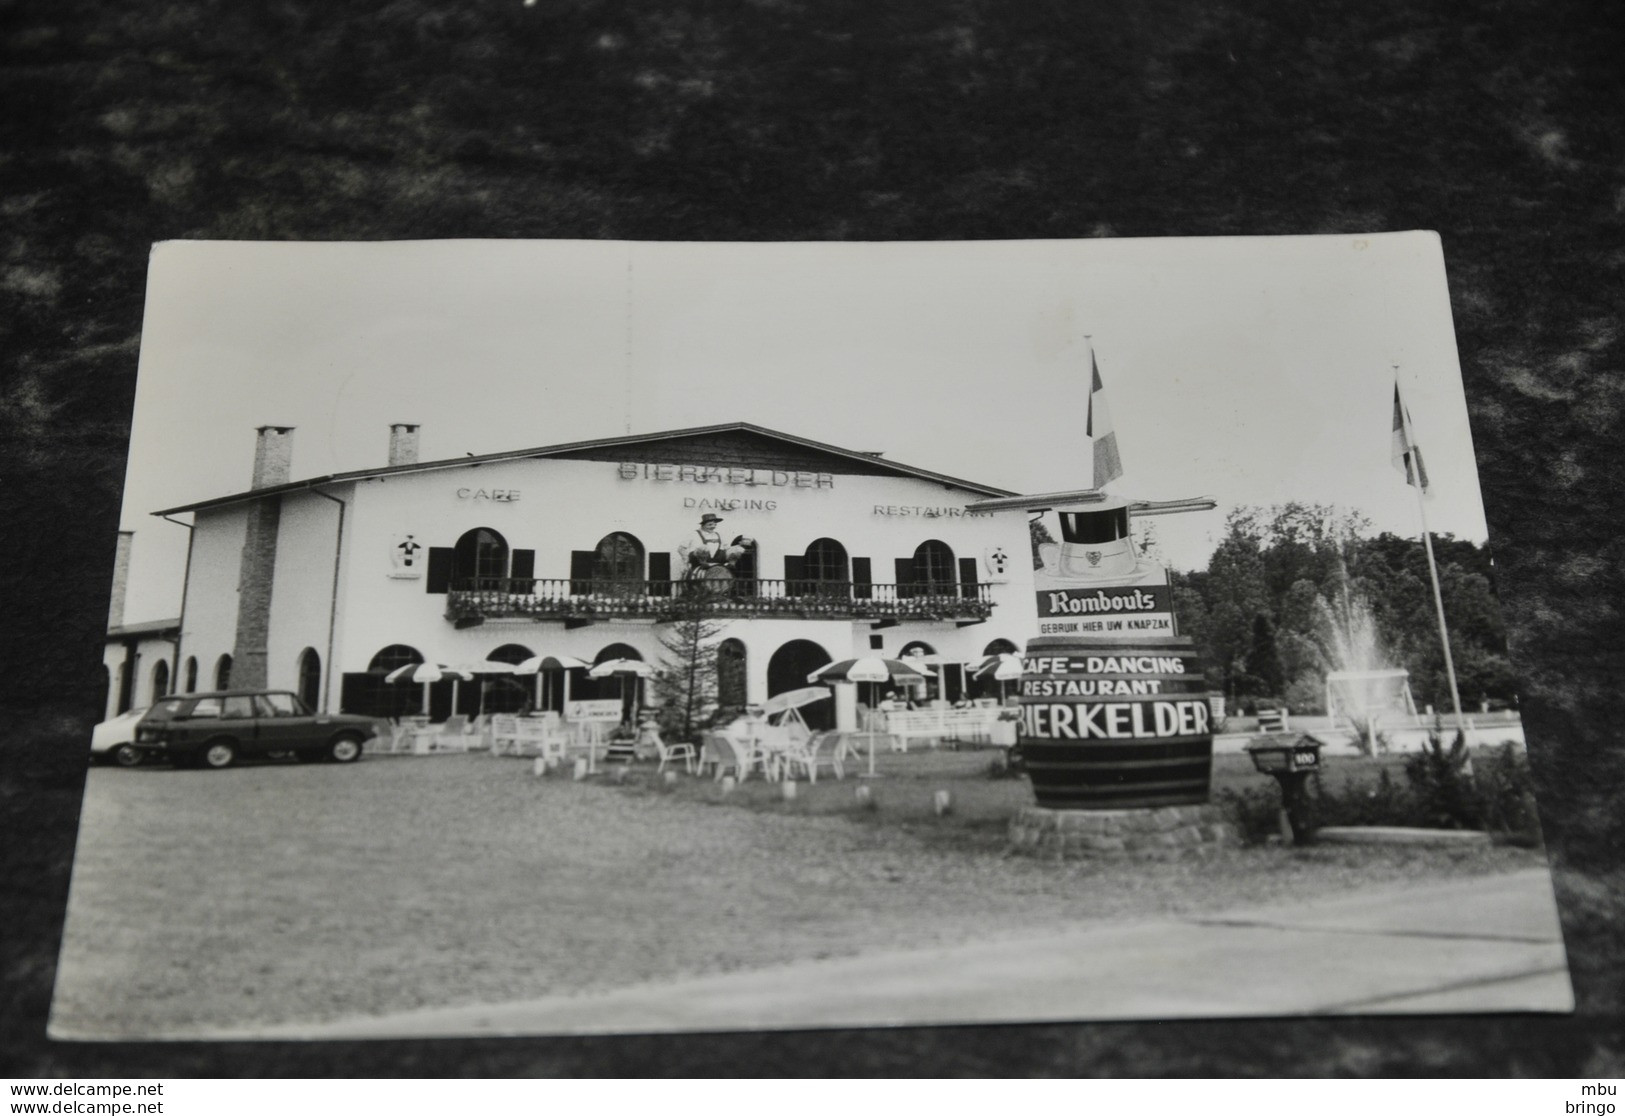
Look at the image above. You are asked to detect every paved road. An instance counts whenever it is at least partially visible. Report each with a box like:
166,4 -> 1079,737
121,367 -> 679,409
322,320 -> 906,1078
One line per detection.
231,867 -> 1571,1039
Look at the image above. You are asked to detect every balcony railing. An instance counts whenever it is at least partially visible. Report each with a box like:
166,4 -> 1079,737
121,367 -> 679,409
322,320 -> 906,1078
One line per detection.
445,577 -> 996,625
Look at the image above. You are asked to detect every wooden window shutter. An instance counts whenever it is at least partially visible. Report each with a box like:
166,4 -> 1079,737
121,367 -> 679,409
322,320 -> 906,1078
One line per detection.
894,557 -> 915,599
783,554 -> 806,596
569,550 -> 595,595
426,547 -> 455,594
510,549 -> 535,592
958,556 -> 979,598
648,552 -> 672,596
851,556 -> 872,600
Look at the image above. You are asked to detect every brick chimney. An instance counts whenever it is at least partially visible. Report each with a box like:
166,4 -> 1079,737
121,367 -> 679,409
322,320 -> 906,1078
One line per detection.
252,425 -> 295,488
388,423 -> 420,466
108,530 -> 133,628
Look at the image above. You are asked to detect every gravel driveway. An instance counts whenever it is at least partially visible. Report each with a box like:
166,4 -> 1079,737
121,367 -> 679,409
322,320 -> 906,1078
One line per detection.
49,756 -> 1545,1038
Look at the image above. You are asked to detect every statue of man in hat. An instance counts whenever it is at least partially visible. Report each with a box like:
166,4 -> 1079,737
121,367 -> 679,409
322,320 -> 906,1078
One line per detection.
680,512 -> 729,580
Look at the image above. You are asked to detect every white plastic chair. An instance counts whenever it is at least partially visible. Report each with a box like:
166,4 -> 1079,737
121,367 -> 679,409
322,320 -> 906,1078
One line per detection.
644,724 -> 697,774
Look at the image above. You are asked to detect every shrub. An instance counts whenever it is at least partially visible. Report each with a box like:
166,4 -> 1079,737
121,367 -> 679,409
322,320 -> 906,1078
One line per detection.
1312,766 -> 1421,827
1217,784 -> 1285,843
1474,741 -> 1542,845
1403,730 -> 1483,829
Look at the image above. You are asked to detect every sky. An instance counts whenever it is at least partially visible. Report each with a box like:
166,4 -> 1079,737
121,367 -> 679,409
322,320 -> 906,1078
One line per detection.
117,233 -> 1487,623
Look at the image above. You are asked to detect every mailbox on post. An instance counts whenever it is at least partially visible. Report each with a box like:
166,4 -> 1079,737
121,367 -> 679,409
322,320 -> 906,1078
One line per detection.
1246,735 -> 1324,845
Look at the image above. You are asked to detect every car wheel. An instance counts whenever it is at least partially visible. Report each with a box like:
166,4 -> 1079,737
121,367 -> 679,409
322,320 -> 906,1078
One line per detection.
201,740 -> 237,769
326,734 -> 363,764
112,743 -> 143,768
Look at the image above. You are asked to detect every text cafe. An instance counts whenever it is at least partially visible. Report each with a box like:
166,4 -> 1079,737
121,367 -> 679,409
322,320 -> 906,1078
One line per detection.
152,421 -> 1054,730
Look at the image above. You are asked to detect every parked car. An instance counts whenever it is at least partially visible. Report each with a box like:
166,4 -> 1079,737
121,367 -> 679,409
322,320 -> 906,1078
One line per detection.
90,706 -> 148,767
132,690 -> 384,769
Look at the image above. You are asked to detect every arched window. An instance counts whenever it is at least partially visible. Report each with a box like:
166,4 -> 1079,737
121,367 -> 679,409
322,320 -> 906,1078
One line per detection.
368,644 -> 424,674
454,528 -> 509,590
488,643 -> 534,666
297,648 -> 322,710
214,654 -> 233,690
184,656 -> 198,693
804,538 -> 848,582
593,532 -> 644,584
983,638 -> 1017,656
803,538 -> 848,598
717,638 -> 747,711
150,659 -> 170,704
899,640 -> 936,658
912,540 -> 957,594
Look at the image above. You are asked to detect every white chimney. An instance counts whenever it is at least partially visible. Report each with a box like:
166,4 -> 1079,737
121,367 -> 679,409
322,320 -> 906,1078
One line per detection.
252,426 -> 295,488
388,423 -> 420,467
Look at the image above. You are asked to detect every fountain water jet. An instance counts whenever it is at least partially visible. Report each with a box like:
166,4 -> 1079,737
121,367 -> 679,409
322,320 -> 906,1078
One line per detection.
1314,580 -> 1417,754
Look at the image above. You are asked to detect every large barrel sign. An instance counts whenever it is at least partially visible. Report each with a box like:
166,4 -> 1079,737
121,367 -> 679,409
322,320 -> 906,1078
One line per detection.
1018,635 -> 1213,810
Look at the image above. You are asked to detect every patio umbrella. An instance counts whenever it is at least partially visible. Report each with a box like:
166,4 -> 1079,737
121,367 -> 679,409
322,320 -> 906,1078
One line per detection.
760,686 -> 833,715
810,657 -> 929,705
808,658 -> 929,778
384,662 -> 474,715
972,652 -> 1025,700
513,654 -> 590,710
808,657 -> 929,685
589,658 -> 656,722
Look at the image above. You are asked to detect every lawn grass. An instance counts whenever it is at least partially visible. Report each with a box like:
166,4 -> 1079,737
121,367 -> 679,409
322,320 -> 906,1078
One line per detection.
50,750 -> 1550,1038
610,742 -> 1437,850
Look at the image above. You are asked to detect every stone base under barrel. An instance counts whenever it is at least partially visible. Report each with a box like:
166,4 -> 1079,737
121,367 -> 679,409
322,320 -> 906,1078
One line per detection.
1009,803 -> 1239,858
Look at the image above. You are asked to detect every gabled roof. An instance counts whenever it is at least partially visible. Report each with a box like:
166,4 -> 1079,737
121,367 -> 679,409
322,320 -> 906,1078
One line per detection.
152,422 -> 1018,516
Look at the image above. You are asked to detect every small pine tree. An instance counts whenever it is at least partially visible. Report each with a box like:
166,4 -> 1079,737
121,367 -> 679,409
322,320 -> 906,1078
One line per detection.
652,611 -> 728,741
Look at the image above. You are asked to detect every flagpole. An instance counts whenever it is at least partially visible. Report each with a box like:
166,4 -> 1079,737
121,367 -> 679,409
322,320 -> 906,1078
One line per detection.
1396,370 -> 1468,747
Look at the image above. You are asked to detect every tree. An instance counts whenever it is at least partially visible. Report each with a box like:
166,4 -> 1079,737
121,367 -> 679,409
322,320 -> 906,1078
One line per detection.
1029,516 -> 1054,570
1244,613 -> 1285,699
651,611 -> 728,742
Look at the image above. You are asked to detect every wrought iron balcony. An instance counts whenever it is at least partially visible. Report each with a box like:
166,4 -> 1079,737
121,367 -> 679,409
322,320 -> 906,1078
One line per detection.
445,577 -> 995,625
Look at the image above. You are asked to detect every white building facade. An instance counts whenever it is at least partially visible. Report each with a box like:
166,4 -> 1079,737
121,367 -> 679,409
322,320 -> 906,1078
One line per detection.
156,423 -> 1047,728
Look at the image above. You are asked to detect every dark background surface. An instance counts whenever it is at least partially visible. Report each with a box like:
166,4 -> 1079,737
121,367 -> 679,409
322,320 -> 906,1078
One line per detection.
2,0 -> 1621,1078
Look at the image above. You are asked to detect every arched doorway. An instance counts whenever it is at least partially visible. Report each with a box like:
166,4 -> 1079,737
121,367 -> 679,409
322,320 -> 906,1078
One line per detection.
297,648 -> 322,710
585,642 -> 644,721
898,640 -> 950,702
339,644 -> 425,719
184,656 -> 198,693
485,643 -> 536,714
767,639 -> 834,730
972,638 -> 1019,700
214,654 -> 233,690
150,659 -> 170,704
717,638 -> 747,712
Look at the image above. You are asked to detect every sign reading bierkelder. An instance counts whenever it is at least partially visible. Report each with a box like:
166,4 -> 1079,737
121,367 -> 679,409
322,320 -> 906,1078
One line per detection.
1017,635 -> 1214,810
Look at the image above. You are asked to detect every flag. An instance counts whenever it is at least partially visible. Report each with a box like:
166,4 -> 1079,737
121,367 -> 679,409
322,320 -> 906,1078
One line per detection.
1391,380 -> 1429,492
1086,350 -> 1123,488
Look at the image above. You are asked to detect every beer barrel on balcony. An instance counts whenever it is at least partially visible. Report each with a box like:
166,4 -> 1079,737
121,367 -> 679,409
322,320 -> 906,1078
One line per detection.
1017,635 -> 1213,810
